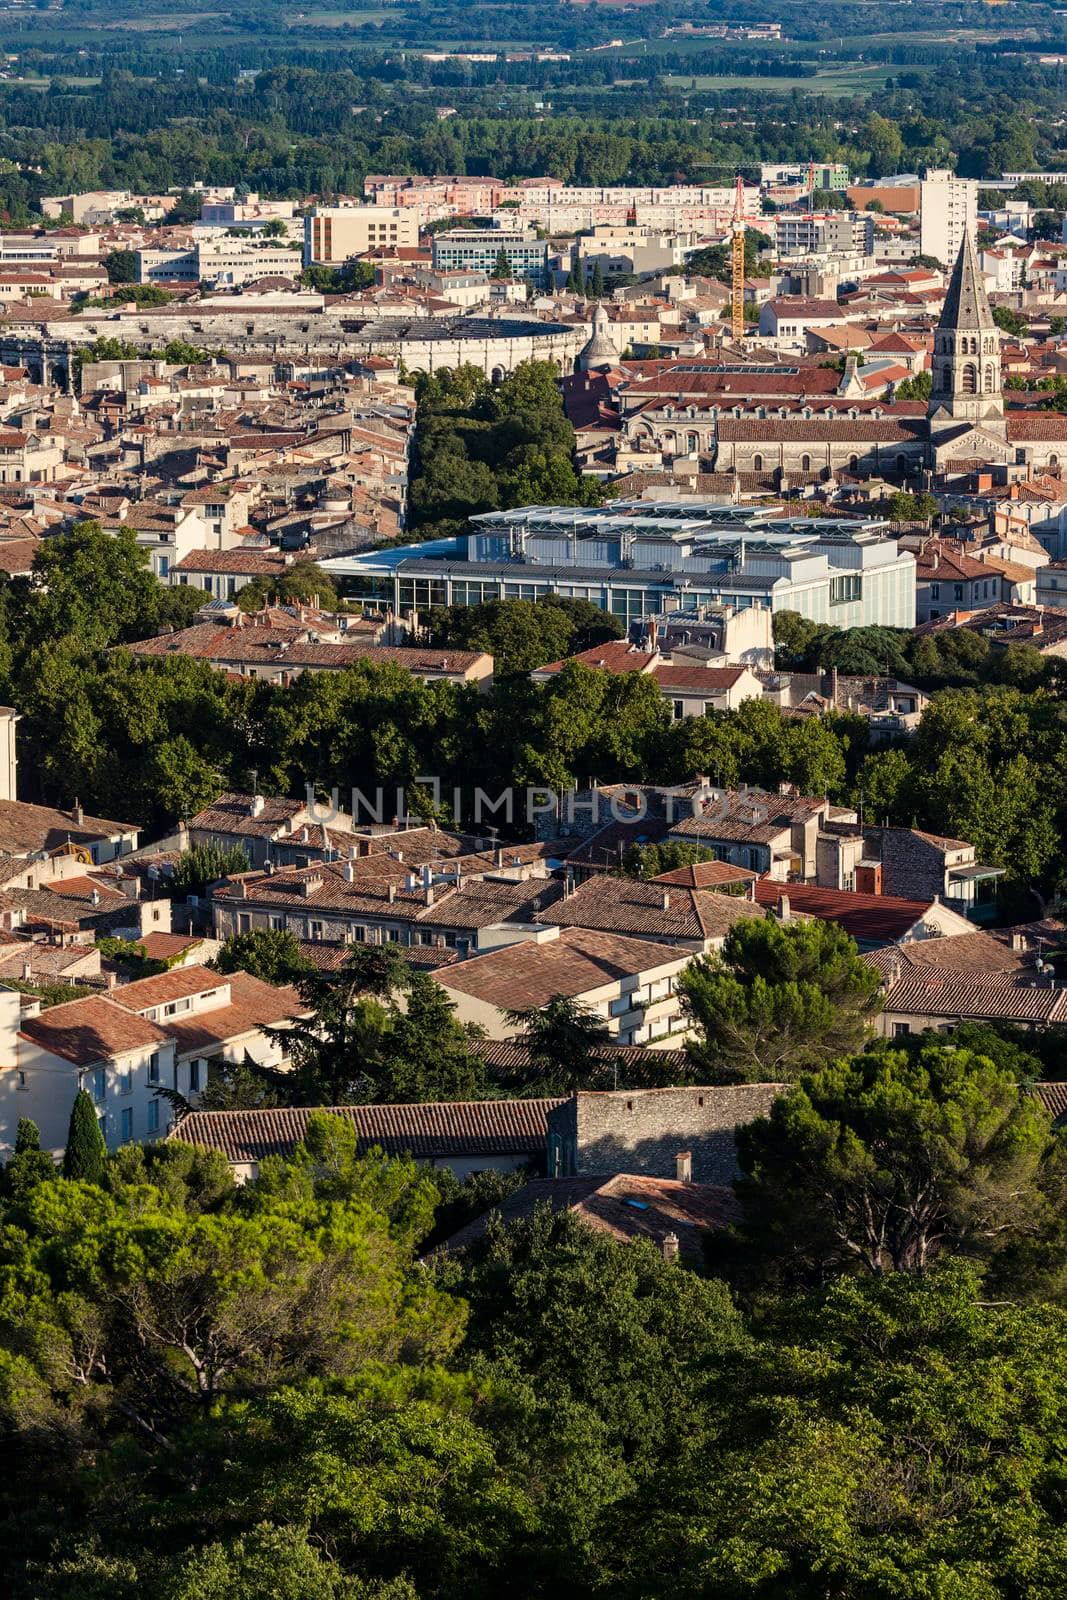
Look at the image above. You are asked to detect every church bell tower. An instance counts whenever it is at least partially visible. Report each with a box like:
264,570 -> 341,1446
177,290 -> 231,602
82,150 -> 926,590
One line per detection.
927,228 -> 1004,437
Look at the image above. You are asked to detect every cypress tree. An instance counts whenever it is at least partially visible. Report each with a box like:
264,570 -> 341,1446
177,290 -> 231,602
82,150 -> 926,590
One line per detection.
15,1117 -> 41,1154
5,1118 -> 56,1197
63,1089 -> 107,1183
590,261 -> 605,298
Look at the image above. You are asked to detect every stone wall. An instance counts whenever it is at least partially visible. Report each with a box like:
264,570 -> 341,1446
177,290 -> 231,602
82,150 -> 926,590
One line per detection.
547,1083 -> 784,1186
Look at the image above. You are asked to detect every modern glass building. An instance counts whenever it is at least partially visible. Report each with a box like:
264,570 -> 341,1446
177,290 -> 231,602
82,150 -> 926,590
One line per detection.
322,503 -> 917,631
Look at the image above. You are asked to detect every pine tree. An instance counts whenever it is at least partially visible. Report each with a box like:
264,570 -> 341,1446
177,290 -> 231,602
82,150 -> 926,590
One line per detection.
63,1090 -> 107,1183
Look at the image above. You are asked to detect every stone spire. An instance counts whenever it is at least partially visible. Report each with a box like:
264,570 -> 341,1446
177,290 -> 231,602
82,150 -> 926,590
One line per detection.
928,228 -> 1003,433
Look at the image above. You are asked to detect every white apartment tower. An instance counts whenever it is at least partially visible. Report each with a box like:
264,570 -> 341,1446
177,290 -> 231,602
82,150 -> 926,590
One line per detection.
920,168 -> 978,270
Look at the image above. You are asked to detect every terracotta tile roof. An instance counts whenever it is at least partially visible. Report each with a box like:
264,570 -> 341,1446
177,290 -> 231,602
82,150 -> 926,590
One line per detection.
534,641 -> 654,676
650,664 -> 749,693
865,931 -> 1030,980
537,875 -> 764,943
652,860 -> 758,889
1034,1082 -> 1067,1126
172,548 -> 288,575
160,973 -> 305,1055
0,538 -> 39,575
1006,415 -> 1067,440
170,1099 -> 561,1163
189,791 -> 304,839
437,927 -> 689,1011
137,932 -> 205,961
669,788 -> 828,846
883,974 -> 1067,1024
564,816 -> 671,870
440,1173 -> 738,1257
752,879 -> 946,944
19,995 -> 171,1067
125,622 -> 488,676
112,964 -> 229,1011
0,799 -> 138,855
0,942 -> 98,979
916,539 -> 993,582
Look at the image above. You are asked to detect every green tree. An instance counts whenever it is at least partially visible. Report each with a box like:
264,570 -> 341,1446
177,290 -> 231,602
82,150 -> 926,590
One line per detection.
103,249 -> 138,284
492,247 -> 511,280
892,369 -> 932,400
282,946 -> 486,1105
648,1265 -> 1067,1597
213,928 -> 311,985
167,1523 -> 406,1599
62,1090 -> 106,1181
172,843 -> 251,895
2,1118 -> 55,1200
502,995 -> 613,1094
679,917 -> 883,1083
993,304 -> 1028,337
730,1043 -> 1057,1282
620,841 -> 719,880
24,522 -> 175,652
236,561 -> 338,615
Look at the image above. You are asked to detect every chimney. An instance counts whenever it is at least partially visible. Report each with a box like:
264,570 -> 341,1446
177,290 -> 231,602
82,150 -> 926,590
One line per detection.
238,878 -> 248,899
343,862 -> 355,883
21,957 -> 31,981
388,882 -> 397,903
661,889 -> 671,912
250,794 -> 264,818
425,884 -> 434,907
777,892 -> 790,921
348,844 -> 358,861
72,798 -> 84,826
676,1150 -> 692,1184
661,1232 -> 680,1264
1011,931 -> 1027,952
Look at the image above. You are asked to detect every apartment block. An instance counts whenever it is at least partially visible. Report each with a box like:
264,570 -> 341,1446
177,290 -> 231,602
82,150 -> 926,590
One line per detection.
920,169 -> 977,269
303,206 -> 419,266
431,229 -> 549,287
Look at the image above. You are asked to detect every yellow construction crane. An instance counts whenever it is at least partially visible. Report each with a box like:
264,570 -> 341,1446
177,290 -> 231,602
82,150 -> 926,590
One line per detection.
730,174 -> 747,342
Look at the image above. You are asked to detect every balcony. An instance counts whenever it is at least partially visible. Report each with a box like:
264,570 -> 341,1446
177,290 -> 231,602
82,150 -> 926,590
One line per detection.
945,863 -> 1006,925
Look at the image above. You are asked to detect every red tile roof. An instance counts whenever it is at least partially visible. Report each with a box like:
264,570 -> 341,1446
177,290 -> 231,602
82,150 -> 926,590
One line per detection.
171,1099 -> 561,1163
537,874 -> 764,943
19,995 -> 171,1067
437,927 -> 689,1011
440,1174 -> 738,1257
753,879 -> 945,943
653,860 -> 758,889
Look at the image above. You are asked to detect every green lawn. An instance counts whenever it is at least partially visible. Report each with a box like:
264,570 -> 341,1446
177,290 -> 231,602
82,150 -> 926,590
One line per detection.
663,63 -> 902,96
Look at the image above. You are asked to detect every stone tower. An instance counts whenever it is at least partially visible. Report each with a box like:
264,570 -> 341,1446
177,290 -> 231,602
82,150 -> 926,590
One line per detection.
927,228 -> 1004,436
576,301 -> 620,374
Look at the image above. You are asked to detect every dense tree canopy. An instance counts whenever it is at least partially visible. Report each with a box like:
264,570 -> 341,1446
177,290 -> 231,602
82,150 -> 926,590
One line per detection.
679,917 -> 884,1083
